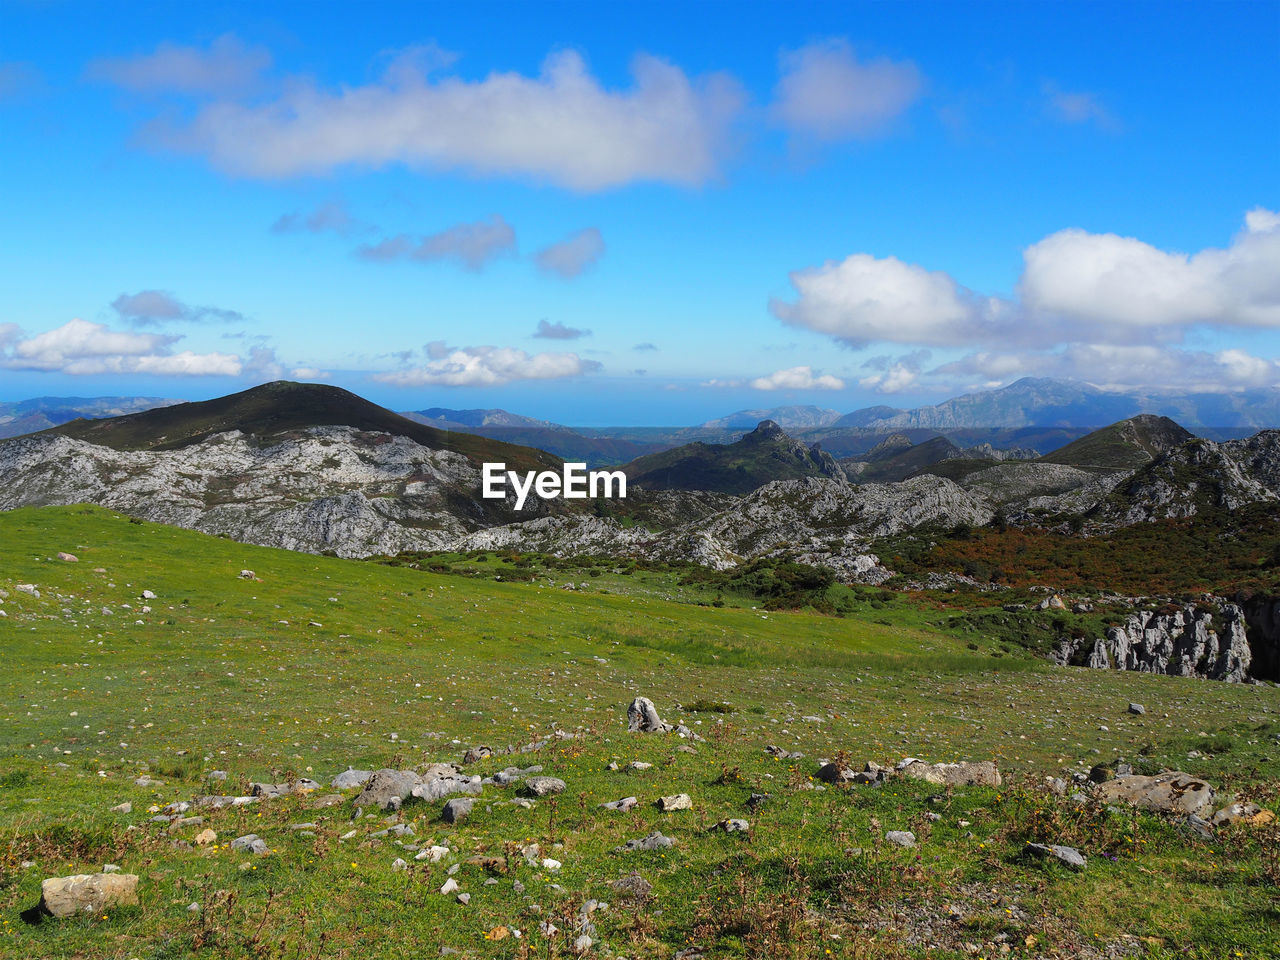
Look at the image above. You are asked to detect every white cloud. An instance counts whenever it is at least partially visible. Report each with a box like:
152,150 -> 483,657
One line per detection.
775,209 -> 1280,351
933,343 -> 1280,393
88,34 -> 270,96
373,344 -> 601,387
535,227 -> 605,278
772,39 -> 922,142
858,349 -> 931,394
749,365 -> 845,391
290,367 -> 330,380
144,48 -> 744,191
1020,210 -> 1280,334
1,318 -> 242,375
772,253 -> 1016,347
533,319 -> 590,340
357,214 -> 516,270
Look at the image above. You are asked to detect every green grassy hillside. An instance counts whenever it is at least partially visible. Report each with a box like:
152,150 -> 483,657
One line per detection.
1038,415 -> 1193,472
0,506 -> 1275,958
623,421 -> 842,494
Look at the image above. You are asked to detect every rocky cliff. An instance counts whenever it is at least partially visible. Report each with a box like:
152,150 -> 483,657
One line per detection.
1052,600 -> 1253,682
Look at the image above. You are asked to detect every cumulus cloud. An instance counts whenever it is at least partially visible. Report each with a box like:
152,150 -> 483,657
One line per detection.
373,344 -> 601,387
357,214 -> 516,270
1044,82 -> 1118,130
772,253 -> 1016,348
749,365 -> 845,391
1020,211 -> 1280,335
112,289 -> 246,326
533,319 -> 590,340
859,349 -> 931,394
290,366 -> 330,380
775,208 -> 1280,351
271,199 -> 362,236
772,39 -> 922,142
137,47 -> 743,191
0,318 -> 242,375
534,227 -> 605,278
88,34 -> 271,96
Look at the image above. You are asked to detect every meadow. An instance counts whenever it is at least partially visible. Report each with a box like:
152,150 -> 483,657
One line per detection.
0,506 -> 1276,959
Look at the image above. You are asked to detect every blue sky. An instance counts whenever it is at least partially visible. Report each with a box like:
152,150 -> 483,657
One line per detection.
1,0 -> 1277,424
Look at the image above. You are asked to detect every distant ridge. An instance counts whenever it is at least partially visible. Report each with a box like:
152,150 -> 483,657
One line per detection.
47,380 -> 559,472
1040,415 -> 1194,471
622,419 -> 844,494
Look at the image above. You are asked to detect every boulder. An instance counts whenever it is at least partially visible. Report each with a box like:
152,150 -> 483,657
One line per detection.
616,832 -> 675,853
627,696 -> 673,733
885,831 -> 916,847
656,793 -> 692,811
39,873 -> 138,918
331,768 -> 372,790
1026,842 -> 1086,870
600,796 -> 639,812
1092,771 -> 1215,818
1213,801 -> 1274,826
442,797 -> 473,825
411,765 -> 482,803
56,552 -> 78,563
355,769 -> 422,810
521,776 -> 566,798
231,835 -> 269,855
897,759 -> 1001,787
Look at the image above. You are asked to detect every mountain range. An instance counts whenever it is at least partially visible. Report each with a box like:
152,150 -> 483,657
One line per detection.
0,395 -> 181,440
2,380 -> 1277,588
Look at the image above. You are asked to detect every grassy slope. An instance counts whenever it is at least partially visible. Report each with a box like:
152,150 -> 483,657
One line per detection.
0,506 -> 1276,959
622,427 -> 838,495
1039,417 -> 1192,473
45,381 -> 559,475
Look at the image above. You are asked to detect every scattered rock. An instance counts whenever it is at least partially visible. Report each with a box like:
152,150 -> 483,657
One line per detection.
354,769 -> 421,810
231,835 -> 269,855
627,696 -> 672,733
616,832 -> 675,853
330,769 -> 372,790
656,793 -> 692,812
462,746 -> 492,764
39,872 -> 138,919
1128,703 -> 1146,715
709,819 -> 749,833
1213,801 -> 1274,826
56,552 -> 78,563
885,831 -> 916,848
442,797 -> 473,824
1026,842 -> 1086,870
897,759 -> 1001,787
1092,771 -> 1216,818
600,796 -> 638,812
521,776 -> 566,797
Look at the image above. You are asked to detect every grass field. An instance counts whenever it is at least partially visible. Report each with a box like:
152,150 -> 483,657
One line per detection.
0,506 -> 1276,959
